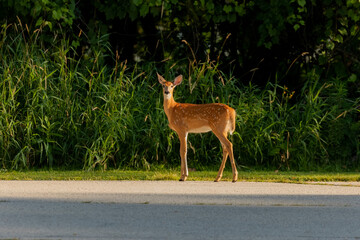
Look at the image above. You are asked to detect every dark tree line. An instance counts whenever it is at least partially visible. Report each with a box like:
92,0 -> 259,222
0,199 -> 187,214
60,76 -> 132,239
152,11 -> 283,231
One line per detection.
1,0 -> 360,88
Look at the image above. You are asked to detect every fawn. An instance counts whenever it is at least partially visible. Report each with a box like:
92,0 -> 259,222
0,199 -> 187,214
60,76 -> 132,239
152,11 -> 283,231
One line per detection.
158,73 -> 237,182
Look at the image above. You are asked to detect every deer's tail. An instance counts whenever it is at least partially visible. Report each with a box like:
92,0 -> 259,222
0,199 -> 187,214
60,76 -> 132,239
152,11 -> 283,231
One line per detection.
229,108 -> 236,135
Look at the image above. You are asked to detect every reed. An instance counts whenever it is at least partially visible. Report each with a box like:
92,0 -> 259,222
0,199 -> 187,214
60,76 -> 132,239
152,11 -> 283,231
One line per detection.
0,22 -> 358,171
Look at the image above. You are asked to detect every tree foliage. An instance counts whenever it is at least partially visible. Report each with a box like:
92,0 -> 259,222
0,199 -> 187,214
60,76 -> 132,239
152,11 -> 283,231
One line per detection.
1,0 -> 360,84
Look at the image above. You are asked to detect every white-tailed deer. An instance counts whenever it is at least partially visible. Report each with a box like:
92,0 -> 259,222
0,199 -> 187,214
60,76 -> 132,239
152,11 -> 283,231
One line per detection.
157,73 -> 238,182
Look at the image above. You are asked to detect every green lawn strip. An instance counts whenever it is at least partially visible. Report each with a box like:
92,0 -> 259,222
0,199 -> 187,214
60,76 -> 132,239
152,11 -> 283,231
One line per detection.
0,170 -> 359,183
239,171 -> 360,183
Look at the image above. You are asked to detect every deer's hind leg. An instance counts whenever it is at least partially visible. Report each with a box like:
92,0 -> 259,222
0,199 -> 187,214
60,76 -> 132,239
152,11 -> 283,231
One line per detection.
215,144 -> 229,182
212,128 -> 238,183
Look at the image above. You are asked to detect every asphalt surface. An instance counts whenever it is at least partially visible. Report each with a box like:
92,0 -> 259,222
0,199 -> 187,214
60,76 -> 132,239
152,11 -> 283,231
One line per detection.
0,181 -> 359,239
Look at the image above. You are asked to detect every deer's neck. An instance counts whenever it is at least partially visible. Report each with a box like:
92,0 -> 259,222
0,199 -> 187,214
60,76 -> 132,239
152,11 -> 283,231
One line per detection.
163,96 -> 177,118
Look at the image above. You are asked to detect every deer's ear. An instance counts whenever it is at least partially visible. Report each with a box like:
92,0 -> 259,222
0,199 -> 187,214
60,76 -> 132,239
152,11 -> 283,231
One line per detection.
173,75 -> 183,86
157,73 -> 167,85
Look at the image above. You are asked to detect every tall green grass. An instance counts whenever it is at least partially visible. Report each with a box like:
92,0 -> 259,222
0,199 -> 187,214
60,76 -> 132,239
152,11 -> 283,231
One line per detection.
0,22 -> 359,171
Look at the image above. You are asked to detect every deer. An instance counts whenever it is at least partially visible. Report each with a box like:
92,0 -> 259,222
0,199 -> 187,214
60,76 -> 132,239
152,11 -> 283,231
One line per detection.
157,73 -> 238,182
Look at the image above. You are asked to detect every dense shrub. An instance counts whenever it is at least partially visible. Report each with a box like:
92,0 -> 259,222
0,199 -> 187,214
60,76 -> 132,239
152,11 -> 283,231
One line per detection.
0,23 -> 359,171
0,1 -> 359,171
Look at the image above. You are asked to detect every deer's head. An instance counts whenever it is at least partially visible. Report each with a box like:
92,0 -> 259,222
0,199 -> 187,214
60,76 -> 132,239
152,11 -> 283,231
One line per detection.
157,73 -> 183,100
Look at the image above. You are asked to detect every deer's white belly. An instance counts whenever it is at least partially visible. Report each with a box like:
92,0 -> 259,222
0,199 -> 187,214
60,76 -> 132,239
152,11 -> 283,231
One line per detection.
188,126 -> 212,133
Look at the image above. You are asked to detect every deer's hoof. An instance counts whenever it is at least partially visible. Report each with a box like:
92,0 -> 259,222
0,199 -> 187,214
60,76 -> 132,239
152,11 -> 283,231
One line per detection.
179,176 -> 187,182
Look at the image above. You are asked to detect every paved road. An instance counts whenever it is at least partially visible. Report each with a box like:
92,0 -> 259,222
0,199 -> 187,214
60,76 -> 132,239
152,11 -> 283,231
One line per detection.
0,181 -> 359,239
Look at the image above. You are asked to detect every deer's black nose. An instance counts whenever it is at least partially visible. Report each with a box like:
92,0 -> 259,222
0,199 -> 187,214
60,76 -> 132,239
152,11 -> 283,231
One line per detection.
165,91 -> 170,95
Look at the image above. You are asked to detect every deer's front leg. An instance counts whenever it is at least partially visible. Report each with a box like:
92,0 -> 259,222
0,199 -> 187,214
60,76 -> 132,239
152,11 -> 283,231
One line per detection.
178,132 -> 189,181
